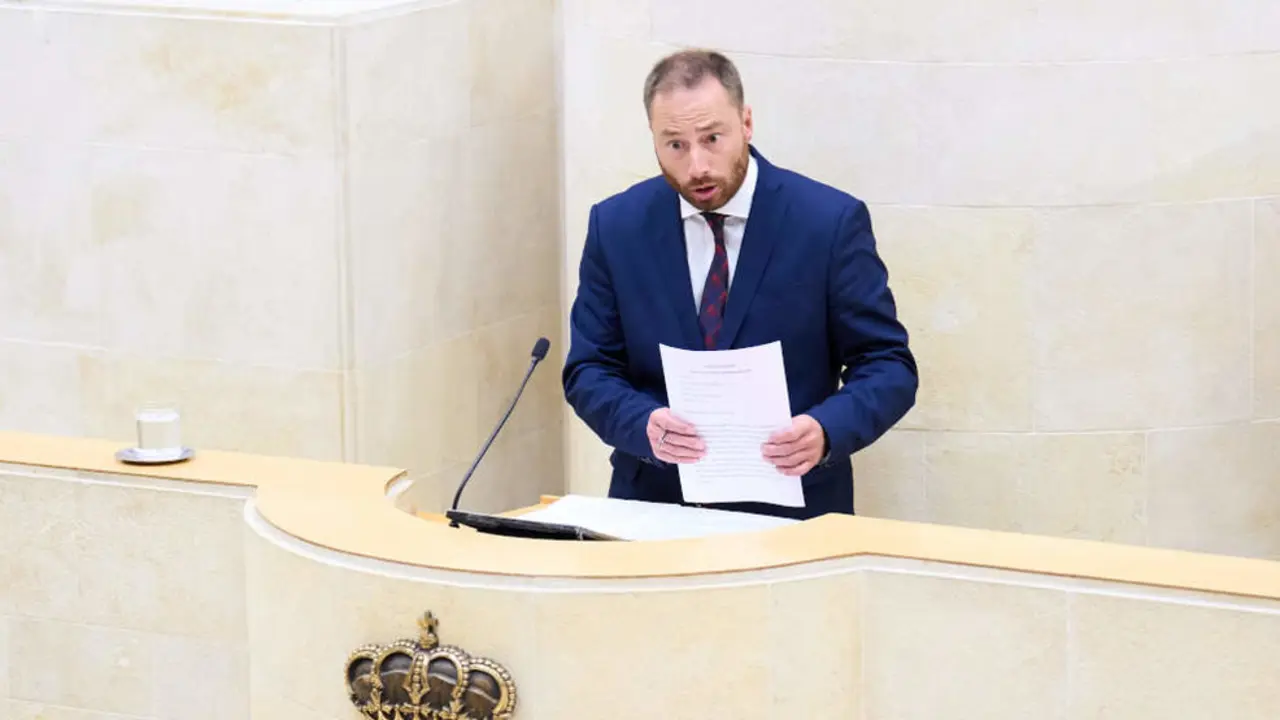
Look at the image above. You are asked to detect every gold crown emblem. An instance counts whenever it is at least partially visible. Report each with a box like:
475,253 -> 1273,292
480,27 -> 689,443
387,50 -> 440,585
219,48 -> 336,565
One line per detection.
345,611 -> 517,720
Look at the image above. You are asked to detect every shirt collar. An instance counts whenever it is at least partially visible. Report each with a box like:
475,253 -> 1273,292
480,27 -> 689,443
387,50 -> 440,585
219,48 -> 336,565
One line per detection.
679,153 -> 758,221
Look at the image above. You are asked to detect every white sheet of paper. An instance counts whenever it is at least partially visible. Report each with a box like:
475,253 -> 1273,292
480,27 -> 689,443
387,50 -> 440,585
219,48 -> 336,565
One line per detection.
658,341 -> 805,507
516,494 -> 799,541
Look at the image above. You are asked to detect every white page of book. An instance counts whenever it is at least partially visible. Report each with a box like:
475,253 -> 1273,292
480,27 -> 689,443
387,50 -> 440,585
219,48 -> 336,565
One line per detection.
517,494 -> 799,542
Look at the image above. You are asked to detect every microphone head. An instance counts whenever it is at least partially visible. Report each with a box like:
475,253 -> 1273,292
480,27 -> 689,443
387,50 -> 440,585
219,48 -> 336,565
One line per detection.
531,337 -> 551,360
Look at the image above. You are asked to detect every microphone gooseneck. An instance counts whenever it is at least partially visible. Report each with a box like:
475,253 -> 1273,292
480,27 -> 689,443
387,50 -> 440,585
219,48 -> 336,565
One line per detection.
448,337 -> 552,526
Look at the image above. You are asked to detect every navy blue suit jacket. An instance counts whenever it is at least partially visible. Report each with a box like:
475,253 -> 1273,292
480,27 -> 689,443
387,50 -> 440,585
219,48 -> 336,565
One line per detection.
562,147 -> 918,518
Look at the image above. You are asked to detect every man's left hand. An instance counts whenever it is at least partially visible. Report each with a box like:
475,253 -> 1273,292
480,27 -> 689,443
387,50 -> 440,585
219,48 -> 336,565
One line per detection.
762,414 -> 827,477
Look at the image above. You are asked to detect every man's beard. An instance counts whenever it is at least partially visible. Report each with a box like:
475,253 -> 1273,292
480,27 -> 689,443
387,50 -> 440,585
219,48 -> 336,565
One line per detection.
662,145 -> 750,212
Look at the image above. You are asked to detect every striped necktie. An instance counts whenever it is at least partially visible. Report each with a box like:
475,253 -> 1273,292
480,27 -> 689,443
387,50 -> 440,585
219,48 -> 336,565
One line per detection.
697,212 -> 729,349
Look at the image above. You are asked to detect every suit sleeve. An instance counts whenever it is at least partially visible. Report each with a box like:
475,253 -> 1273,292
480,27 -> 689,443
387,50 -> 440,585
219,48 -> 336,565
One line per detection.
805,200 -> 919,461
561,204 -> 663,461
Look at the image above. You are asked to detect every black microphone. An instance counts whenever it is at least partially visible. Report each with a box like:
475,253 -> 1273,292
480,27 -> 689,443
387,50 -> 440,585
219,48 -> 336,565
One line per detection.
448,337 -> 552,526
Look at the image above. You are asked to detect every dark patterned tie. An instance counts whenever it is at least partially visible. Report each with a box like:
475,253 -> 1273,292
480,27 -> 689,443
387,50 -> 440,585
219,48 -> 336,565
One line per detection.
697,212 -> 729,349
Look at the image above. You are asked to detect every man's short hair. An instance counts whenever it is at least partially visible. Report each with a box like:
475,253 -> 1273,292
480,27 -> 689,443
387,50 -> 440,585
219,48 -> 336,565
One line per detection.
643,49 -> 745,117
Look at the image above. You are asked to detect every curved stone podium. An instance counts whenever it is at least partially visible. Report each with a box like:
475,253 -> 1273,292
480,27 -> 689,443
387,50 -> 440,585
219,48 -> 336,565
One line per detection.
4,430 -> 1280,719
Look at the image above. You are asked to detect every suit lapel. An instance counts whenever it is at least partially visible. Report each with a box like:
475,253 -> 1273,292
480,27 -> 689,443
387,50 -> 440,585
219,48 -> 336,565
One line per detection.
649,188 -> 703,349
718,150 -> 785,350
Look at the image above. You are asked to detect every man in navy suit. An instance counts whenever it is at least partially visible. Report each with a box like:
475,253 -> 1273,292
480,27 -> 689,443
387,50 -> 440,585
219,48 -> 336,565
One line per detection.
562,50 -> 918,519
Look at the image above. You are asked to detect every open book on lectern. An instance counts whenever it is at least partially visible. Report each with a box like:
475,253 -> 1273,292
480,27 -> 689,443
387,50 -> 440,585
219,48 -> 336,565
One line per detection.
447,495 -> 799,542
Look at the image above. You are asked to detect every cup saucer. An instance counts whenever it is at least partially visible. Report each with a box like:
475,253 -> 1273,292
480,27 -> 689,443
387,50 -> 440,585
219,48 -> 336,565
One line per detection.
115,446 -> 195,465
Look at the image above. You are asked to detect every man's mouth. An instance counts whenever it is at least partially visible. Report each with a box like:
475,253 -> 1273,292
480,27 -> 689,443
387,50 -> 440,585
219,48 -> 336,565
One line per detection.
691,184 -> 718,201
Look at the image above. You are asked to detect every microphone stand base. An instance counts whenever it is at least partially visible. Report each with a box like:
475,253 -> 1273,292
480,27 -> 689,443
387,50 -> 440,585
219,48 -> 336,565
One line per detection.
444,509 -> 618,542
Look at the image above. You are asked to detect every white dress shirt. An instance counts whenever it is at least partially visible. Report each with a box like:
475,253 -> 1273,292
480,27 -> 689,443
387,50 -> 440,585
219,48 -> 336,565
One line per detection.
678,155 -> 759,309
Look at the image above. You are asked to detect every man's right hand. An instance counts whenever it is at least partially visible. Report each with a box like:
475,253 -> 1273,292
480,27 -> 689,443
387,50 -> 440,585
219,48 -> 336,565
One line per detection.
647,408 -> 705,464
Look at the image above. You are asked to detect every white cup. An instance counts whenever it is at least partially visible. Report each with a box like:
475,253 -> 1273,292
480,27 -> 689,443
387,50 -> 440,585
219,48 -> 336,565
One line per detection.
136,403 -> 182,451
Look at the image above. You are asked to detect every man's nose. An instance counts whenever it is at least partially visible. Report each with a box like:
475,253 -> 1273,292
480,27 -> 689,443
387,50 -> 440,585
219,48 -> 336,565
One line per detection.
688,148 -> 711,177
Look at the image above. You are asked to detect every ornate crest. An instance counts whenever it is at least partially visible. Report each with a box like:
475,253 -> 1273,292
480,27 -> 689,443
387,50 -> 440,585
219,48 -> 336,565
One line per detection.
345,611 -> 517,719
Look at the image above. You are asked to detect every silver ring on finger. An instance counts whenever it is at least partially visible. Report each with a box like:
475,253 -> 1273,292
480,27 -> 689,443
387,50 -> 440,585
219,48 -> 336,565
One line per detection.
658,429 -> 668,448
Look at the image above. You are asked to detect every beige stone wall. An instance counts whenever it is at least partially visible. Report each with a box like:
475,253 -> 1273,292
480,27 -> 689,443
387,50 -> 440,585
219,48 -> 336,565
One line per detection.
0,2 -> 347,458
861,562 -> 1280,718
0,0 -> 563,515
343,0 -> 564,514
559,1 -> 1280,558
0,464 -> 250,719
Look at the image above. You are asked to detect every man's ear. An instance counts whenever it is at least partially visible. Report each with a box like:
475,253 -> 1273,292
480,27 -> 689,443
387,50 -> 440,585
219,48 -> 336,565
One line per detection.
741,105 -> 754,143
